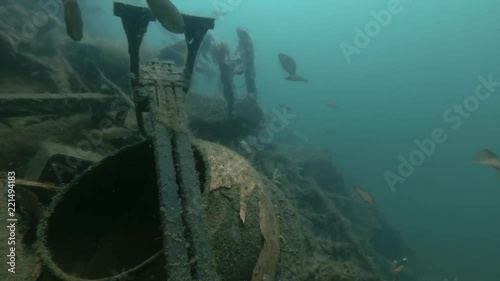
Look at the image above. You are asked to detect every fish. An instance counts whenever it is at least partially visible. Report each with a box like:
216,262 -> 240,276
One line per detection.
278,53 -> 296,75
278,53 -> 308,82
62,0 -> 83,41
475,149 -> 500,172
353,186 -> 376,206
285,74 -> 308,83
146,0 -> 186,34
322,100 -> 338,109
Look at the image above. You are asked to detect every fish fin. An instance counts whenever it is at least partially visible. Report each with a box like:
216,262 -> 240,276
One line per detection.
295,74 -> 308,83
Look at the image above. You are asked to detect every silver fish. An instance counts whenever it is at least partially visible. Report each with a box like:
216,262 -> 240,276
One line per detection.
146,0 -> 185,34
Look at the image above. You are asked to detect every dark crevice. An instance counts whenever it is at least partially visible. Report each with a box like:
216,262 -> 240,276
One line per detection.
192,146 -> 207,194
171,134 -> 198,280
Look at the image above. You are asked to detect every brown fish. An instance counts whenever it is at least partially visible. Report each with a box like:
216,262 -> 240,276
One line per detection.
278,53 -> 297,75
353,186 -> 376,206
146,0 -> 186,34
62,0 -> 83,41
278,53 -> 308,82
285,74 -> 308,83
475,149 -> 500,171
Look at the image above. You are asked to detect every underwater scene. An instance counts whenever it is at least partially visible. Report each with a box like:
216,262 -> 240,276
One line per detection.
0,0 -> 499,280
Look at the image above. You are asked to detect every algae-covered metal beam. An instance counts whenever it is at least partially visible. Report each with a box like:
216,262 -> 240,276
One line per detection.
152,123 -> 192,281
113,2 -> 156,128
140,60 -> 220,280
114,2 -> 155,89
140,60 -> 193,280
182,14 -> 215,90
116,1 -> 220,276
173,17 -> 218,279
174,133 -> 219,280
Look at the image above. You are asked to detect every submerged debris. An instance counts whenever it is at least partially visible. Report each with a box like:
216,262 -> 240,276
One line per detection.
236,28 -> 257,94
0,3 -> 414,279
211,42 -> 236,114
232,92 -> 264,128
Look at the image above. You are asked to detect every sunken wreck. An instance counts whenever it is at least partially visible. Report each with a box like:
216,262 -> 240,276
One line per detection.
0,1 -> 415,281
